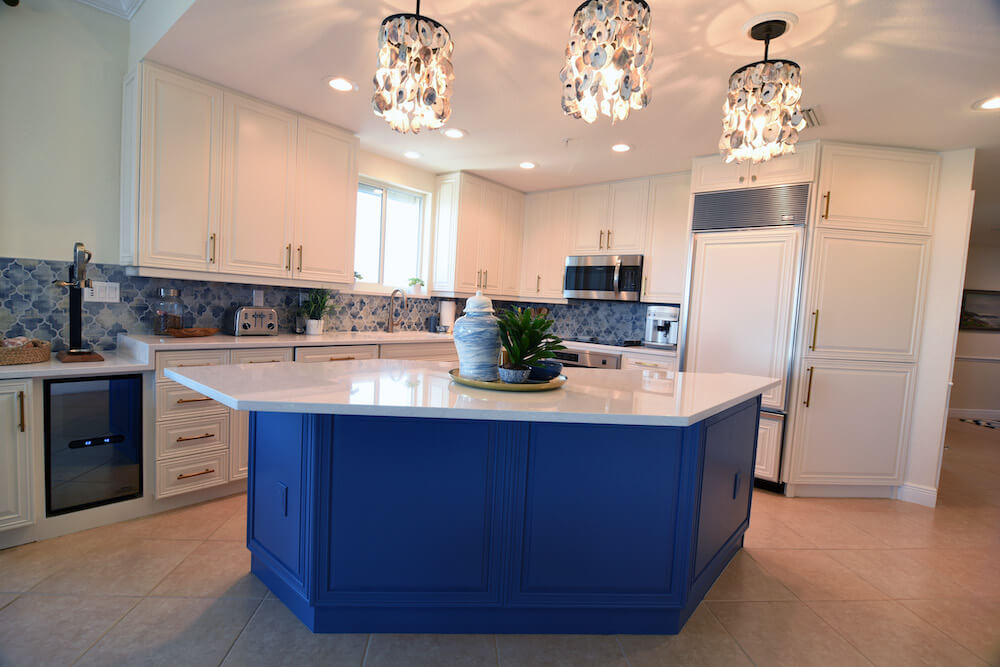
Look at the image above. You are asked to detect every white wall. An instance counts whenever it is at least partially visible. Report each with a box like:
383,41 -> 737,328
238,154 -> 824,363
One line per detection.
0,0 -> 128,264
358,151 -> 436,194
951,244 -> 1000,417
901,148 -> 976,505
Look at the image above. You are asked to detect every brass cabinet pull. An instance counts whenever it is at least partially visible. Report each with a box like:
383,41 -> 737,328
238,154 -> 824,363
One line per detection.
329,356 -> 356,361
483,269 -> 488,287
297,245 -> 303,272
822,191 -> 831,219
174,363 -> 210,368
803,366 -> 815,407
17,391 -> 25,433
599,230 -> 604,249
633,361 -> 661,368
536,274 -> 541,293
607,229 -> 612,248
809,309 -> 819,351
176,397 -> 212,404
476,269 -> 482,288
739,175 -> 745,183
176,432 -> 214,442
247,359 -> 280,364
177,467 -> 215,480
643,276 -> 648,297
209,234 -> 216,263
285,244 -> 292,270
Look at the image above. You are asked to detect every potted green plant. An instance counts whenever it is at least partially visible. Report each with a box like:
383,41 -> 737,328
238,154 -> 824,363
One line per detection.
496,307 -> 565,383
407,277 -> 425,295
300,288 -> 333,335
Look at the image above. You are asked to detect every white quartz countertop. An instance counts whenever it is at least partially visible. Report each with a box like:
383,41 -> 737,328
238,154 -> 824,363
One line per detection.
0,351 -> 153,380
166,359 -> 777,427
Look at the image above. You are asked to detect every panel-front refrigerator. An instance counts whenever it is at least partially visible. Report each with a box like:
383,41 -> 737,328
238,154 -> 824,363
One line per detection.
681,184 -> 810,485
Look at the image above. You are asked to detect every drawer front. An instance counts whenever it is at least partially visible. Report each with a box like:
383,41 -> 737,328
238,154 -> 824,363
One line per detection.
156,380 -> 227,420
157,413 -> 230,459
379,342 -> 458,362
622,354 -> 677,372
156,349 -> 230,382
156,450 -> 231,499
230,347 -> 293,365
294,345 -> 379,363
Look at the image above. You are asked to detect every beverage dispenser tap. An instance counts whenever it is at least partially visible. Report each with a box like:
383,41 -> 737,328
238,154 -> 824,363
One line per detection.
52,242 -> 103,361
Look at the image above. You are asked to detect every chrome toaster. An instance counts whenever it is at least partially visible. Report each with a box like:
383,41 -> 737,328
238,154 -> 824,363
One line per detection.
223,306 -> 279,336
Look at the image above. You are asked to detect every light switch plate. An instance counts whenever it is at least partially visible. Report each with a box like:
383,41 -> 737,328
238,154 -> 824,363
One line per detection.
83,281 -> 120,303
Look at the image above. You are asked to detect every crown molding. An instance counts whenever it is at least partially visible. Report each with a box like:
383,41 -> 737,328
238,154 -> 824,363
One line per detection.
74,0 -> 146,20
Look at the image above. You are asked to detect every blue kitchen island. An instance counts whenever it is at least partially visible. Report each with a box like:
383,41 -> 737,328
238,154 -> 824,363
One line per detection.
167,360 -> 776,635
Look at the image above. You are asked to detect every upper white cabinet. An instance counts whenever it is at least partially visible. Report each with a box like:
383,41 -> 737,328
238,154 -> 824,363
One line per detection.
137,63 -> 223,271
0,380 -> 32,532
219,93 -> 297,278
569,179 -> 648,254
642,173 -> 691,304
691,141 -> 817,192
520,190 -> 571,300
755,412 -> 784,483
816,144 -> 939,235
123,62 -> 358,286
804,228 -> 929,362
433,172 -> 523,296
293,118 -> 359,283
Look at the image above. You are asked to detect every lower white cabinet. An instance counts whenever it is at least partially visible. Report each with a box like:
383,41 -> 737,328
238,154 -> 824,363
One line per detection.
379,342 -> 458,362
755,413 -> 784,483
789,359 -> 915,485
228,347 -> 293,480
621,352 -> 677,372
0,380 -> 32,531
294,345 -> 379,363
156,450 -> 231,499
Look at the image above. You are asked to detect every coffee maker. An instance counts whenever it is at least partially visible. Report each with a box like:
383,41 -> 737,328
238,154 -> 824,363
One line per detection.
643,305 -> 680,349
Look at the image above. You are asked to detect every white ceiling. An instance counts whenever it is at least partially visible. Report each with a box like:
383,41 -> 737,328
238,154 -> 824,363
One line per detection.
148,0 -> 1000,236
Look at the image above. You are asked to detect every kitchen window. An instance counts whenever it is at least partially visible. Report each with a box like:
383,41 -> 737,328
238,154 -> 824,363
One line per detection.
354,181 -> 425,288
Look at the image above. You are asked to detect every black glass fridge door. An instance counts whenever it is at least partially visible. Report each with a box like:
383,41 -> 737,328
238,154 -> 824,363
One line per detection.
45,374 -> 143,516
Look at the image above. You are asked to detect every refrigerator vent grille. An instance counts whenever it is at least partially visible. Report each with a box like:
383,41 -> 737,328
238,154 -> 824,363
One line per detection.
692,183 -> 810,231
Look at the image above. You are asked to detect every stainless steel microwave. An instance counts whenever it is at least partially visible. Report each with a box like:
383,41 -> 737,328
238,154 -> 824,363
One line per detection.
563,255 -> 643,301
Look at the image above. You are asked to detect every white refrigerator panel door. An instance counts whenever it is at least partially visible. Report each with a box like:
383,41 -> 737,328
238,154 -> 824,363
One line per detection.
685,227 -> 803,411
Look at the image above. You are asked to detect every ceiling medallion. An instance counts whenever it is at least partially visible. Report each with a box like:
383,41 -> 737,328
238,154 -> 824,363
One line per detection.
560,0 -> 653,124
720,18 -> 806,164
372,0 -> 454,134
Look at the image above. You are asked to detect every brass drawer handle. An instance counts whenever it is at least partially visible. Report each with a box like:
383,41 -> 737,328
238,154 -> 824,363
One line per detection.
247,359 -> 281,364
607,229 -> 612,248
329,356 -> 356,361
176,397 -> 212,404
177,467 -> 215,480
599,229 -> 604,249
174,363 -> 211,368
810,309 -> 819,351
633,361 -> 662,368
176,432 -> 214,442
822,191 -> 831,219
536,274 -> 541,293
17,390 -> 25,433
297,245 -> 303,272
209,233 -> 216,263
285,243 -> 292,270
803,366 -> 815,407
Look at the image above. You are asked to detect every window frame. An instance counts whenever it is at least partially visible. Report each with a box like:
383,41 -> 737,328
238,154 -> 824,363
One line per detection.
354,178 -> 428,293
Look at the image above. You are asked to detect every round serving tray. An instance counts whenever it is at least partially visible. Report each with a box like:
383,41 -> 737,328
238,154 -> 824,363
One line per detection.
449,369 -> 567,392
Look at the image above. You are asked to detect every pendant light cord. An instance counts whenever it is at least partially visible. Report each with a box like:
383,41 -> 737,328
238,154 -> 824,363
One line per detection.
763,37 -> 770,62
415,0 -> 421,18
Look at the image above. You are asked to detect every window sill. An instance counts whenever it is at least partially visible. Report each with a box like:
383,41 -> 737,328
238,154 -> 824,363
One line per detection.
345,284 -> 433,300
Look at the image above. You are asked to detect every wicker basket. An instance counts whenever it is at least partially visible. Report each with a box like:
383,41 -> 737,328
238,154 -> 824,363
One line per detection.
0,339 -> 52,366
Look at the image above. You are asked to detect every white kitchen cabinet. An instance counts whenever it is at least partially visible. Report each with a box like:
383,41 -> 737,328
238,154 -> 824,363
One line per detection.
789,359 -> 915,485
137,63 -> 223,271
690,141 -> 817,192
520,190 -> 571,300
570,184 -> 611,253
219,93 -> 297,278
229,347 -> 293,479
621,352 -> 677,372
294,345 -> 379,363
642,173 -> 691,304
293,118 -> 359,283
479,183 -> 505,293
607,179 -> 648,252
755,412 -> 784,483
0,380 -> 32,532
804,229 -> 929,363
432,175 -> 461,293
816,144 -> 939,235
379,342 -> 458,362
501,190 -> 525,296
452,175 -> 486,293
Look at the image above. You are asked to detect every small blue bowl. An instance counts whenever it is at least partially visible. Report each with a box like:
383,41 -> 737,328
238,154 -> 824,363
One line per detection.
529,360 -> 563,381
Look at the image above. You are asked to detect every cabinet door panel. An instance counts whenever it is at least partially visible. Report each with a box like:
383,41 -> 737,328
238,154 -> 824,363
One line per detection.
805,229 -> 928,362
750,141 -> 818,187
643,173 -> 690,303
432,176 -> 460,292
520,193 -> 546,297
791,361 -> 914,484
0,381 -> 32,531
501,190 -> 524,295
139,65 -> 222,270
294,118 -> 358,283
817,144 -> 939,234
690,155 -> 749,192
220,93 -> 296,278
755,412 -> 783,483
479,184 -> 505,293
608,179 -> 648,252
454,177 -> 484,292
541,190 -> 572,297
570,185 -> 610,253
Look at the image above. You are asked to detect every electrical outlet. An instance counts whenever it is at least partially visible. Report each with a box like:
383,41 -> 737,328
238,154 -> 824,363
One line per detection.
83,281 -> 120,303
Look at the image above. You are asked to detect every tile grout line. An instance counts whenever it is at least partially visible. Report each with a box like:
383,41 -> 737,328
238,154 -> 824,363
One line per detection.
614,634 -> 632,667
493,633 -> 499,667
895,598 -> 997,662
702,602 -> 758,666
359,632 -> 374,667
68,595 -> 144,667
217,595 -> 267,667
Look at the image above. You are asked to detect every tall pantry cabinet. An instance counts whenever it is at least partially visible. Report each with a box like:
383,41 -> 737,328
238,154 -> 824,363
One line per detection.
786,144 -> 939,488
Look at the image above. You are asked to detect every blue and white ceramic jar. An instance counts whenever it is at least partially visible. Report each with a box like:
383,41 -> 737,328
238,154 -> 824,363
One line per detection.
453,291 -> 500,381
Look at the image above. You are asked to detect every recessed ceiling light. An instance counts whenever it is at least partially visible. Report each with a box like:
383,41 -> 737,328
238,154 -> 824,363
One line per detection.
612,143 -> 631,152
443,128 -> 466,139
404,151 -> 421,159
972,95 -> 1000,110
519,161 -> 536,169
327,76 -> 357,92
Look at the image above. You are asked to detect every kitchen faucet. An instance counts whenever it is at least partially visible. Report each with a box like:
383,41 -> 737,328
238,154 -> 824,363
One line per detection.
387,288 -> 407,333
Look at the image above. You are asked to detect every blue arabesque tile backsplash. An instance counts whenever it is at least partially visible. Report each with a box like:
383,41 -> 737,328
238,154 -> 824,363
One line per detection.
1,257 -> 660,351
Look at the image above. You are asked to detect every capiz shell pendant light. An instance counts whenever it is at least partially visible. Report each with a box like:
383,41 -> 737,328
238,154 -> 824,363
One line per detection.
373,0 -> 454,134
561,0 -> 653,124
720,18 -> 805,163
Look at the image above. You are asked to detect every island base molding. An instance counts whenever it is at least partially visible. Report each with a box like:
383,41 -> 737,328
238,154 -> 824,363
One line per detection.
245,398 -> 761,634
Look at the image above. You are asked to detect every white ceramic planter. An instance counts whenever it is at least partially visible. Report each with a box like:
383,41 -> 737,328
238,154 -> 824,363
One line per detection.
305,319 -> 324,335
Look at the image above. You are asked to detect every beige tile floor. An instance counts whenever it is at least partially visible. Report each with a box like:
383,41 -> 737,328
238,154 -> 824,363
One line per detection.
1,419 -> 998,666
